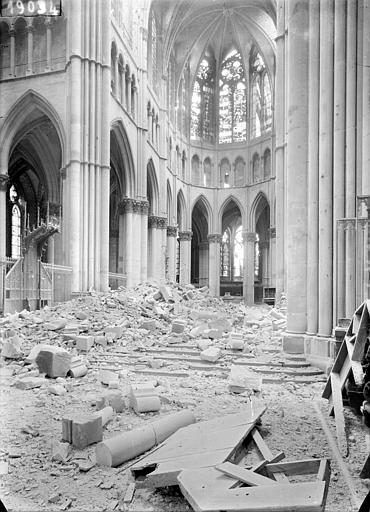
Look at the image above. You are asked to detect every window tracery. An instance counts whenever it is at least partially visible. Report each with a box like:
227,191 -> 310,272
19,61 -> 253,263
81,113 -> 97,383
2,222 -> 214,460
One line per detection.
190,57 -> 215,142
251,51 -> 272,139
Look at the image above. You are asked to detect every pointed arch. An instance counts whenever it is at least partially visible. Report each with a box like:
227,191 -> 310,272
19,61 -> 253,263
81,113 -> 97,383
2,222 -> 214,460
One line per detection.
250,191 -> 270,230
177,188 -> 187,231
166,179 -> 173,225
147,158 -> 160,215
110,120 -> 135,198
0,90 -> 66,171
191,194 -> 213,227
219,195 -> 245,226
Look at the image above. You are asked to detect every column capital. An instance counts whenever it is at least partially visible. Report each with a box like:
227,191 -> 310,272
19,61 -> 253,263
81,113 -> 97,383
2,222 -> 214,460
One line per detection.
148,215 -> 166,229
118,197 -> 134,214
148,215 -> 157,228
178,230 -> 192,241
167,226 -> 177,237
269,227 -> 276,239
243,231 -> 257,243
157,217 -> 167,230
207,233 -> 222,244
132,200 -> 142,214
9,28 -> 15,37
140,200 -> 149,215
358,218 -> 368,230
259,240 -> 269,249
44,17 -> 53,27
60,167 -> 66,179
344,218 -> 356,230
357,195 -> 370,218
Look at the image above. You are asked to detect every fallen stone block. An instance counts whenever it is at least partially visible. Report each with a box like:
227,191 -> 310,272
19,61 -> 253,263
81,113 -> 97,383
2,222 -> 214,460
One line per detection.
171,320 -> 187,334
97,392 -> 126,413
129,382 -> 158,398
197,339 -> 213,351
76,335 -> 94,352
131,395 -> 161,413
189,323 -> 209,338
204,328 -> 222,340
36,347 -> 72,378
14,376 -> 45,390
140,320 -> 156,331
49,384 -> 67,396
228,365 -> 262,394
96,410 -> 196,467
44,319 -> 67,331
68,364 -> 88,378
25,344 -> 55,364
159,285 -> 173,302
148,359 -> 163,369
105,326 -> 124,340
62,414 -> 103,449
51,441 -> 71,463
96,406 -> 114,426
1,335 -> 22,359
208,318 -> 232,332
229,332 -> 245,350
75,311 -> 88,320
94,335 -> 108,347
99,369 -> 119,386
200,347 -> 221,363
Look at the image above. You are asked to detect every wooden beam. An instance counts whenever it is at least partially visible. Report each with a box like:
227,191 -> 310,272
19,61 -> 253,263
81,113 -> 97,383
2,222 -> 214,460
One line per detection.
215,462 -> 279,486
353,305 -> 370,361
331,372 -> 348,456
251,429 -> 289,483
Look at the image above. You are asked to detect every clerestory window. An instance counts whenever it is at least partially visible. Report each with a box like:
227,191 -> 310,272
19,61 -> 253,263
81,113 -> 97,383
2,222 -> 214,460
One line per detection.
250,51 -> 272,139
190,57 -> 215,142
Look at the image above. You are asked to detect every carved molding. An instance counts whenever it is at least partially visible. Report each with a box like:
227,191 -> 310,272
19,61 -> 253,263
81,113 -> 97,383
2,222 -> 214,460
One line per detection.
157,217 -> 167,230
118,197 -> 134,214
178,230 -> 192,241
343,218 -> 356,230
207,233 -> 222,244
269,227 -> 276,239
243,231 -> 257,243
140,200 -> 149,215
167,226 -> 177,237
148,215 -> 167,229
49,202 -> 61,217
60,167 -> 66,179
0,174 -> 9,192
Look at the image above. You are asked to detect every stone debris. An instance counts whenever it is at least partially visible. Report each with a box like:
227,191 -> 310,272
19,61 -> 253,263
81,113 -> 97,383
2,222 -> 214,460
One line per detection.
200,347 -> 221,363
35,346 -> 71,378
228,364 -> 263,394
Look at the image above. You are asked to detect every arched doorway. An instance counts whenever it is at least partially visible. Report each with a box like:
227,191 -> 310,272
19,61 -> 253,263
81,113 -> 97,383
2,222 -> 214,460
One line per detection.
220,199 -> 243,296
2,96 -> 63,312
253,194 -> 270,302
191,198 -> 210,286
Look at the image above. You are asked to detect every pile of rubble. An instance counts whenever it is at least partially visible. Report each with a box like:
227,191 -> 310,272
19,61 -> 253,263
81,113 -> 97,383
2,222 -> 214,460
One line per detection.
0,282 -> 336,512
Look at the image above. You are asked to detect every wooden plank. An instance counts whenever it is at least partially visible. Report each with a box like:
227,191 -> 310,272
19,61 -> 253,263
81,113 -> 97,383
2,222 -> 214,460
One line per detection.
353,306 -> 370,361
317,459 -> 331,483
215,462 -> 279,486
251,429 -> 289,483
178,467 -> 327,512
331,372 -> 348,457
265,458 -> 321,476
345,336 -> 364,386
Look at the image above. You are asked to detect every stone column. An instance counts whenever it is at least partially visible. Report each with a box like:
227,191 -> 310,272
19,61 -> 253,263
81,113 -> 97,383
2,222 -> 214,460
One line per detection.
207,234 -> 220,295
9,28 -> 15,76
306,0 -> 320,335
198,241 -> 209,287
269,227 -> 276,285
318,0 -> 334,337
166,226 -> 177,282
286,0 -> 309,336
336,220 -> 346,319
26,22 -> 34,75
332,0 -> 346,328
243,231 -> 256,306
0,174 -> 8,260
345,0 -> 357,218
140,200 -> 149,282
363,0 -> 370,195
345,219 -> 356,317
157,217 -> 168,284
357,218 -> 368,306
148,216 -> 159,281
131,200 -> 142,285
259,240 -> 269,287
120,198 -> 134,288
178,231 -> 192,285
275,0 -> 286,302
45,18 -> 52,70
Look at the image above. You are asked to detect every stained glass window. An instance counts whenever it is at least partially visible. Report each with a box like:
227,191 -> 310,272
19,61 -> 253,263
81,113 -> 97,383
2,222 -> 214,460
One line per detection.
220,229 -> 230,277
190,57 -> 215,142
251,51 -> 272,139
219,50 -> 246,144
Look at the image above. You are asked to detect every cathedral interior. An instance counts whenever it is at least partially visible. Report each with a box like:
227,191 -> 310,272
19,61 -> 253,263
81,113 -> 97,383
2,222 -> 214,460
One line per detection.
0,0 -> 370,510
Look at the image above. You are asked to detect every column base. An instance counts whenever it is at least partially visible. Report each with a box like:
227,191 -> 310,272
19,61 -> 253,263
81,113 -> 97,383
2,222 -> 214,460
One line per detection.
282,333 -> 305,354
304,335 -> 335,374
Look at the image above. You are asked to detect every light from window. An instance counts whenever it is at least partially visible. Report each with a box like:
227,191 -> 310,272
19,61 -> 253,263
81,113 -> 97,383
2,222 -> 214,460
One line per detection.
219,50 -> 246,144
251,51 -> 272,139
151,12 -> 157,87
190,57 -> 215,142
11,204 -> 21,258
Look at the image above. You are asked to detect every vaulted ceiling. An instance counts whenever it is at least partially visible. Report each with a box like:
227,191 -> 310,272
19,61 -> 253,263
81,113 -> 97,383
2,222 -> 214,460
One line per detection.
151,0 -> 276,87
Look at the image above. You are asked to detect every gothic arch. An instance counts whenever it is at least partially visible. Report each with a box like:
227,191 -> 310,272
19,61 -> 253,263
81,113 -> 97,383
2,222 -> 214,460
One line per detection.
191,194 -> 213,231
166,179 -> 173,225
110,120 -> 135,198
219,195 -> 245,228
250,191 -> 270,230
177,188 -> 187,230
0,89 -> 66,172
147,158 -> 160,215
